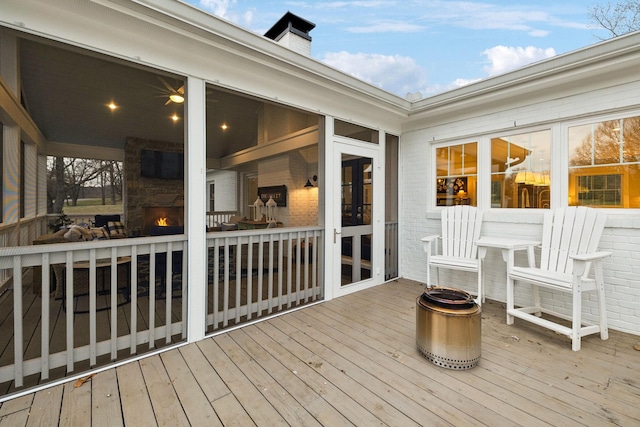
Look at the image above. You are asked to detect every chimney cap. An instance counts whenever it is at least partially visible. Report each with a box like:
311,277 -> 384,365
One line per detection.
264,11 -> 316,42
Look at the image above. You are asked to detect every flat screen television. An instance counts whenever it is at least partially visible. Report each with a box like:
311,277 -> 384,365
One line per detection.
140,149 -> 184,180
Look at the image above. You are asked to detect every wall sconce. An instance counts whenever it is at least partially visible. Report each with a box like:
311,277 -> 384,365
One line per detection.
304,175 -> 318,188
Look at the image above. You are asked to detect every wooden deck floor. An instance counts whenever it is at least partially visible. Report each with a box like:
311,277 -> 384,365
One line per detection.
1,278 -> 639,426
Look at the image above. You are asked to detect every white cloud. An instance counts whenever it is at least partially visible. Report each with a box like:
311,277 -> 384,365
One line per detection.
321,51 -> 428,97
196,0 -> 258,27
346,21 -> 425,34
528,29 -> 550,37
482,45 -> 556,76
198,0 -> 236,19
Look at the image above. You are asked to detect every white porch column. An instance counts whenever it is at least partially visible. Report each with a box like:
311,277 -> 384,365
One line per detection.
185,76 -> 207,342
322,116 -> 335,301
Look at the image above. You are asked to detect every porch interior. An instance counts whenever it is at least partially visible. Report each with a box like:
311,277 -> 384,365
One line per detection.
1,278 -> 638,426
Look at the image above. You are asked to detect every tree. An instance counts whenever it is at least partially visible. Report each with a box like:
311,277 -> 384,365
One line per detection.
46,157 -> 123,213
589,1 -> 640,38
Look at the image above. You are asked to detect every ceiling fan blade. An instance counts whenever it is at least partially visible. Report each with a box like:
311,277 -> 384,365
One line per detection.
158,76 -> 175,92
177,85 -> 184,95
164,98 -> 171,105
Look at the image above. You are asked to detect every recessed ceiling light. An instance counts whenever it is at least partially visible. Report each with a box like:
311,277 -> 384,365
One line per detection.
221,123 -> 228,130
171,114 -> 180,122
108,102 -> 117,110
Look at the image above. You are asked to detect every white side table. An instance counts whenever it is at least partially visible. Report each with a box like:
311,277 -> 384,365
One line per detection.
475,237 -> 540,318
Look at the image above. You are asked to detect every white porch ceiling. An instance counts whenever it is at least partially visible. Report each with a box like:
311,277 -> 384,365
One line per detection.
18,35 -> 262,160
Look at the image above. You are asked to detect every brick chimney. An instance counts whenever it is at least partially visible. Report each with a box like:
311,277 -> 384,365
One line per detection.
264,12 -> 315,56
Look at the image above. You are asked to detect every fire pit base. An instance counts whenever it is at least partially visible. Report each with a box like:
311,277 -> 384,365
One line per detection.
416,287 -> 481,370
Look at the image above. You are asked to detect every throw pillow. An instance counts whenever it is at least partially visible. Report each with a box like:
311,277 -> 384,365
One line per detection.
107,221 -> 126,238
89,227 -> 109,240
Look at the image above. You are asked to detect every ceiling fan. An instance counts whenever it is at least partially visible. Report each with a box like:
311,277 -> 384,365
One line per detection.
155,77 -> 219,105
157,77 -> 184,105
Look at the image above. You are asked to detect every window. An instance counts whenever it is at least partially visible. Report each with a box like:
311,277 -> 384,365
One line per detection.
568,115 -> 640,208
577,174 -> 621,206
334,119 -> 379,144
491,130 -> 551,208
435,142 -> 477,206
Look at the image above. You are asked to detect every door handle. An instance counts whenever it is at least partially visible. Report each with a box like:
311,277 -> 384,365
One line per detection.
334,229 -> 341,243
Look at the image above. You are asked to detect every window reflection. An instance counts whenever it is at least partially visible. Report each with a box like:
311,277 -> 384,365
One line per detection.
435,142 -> 477,206
568,115 -> 640,208
490,130 -> 551,209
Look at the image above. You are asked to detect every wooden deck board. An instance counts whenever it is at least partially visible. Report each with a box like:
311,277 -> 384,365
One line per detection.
138,355 -> 190,426
198,337 -> 289,426
91,368 -> 123,427
1,278 -> 639,427
230,328 -> 349,426
116,360 -> 156,426
159,349 -> 222,427
214,332 -> 321,427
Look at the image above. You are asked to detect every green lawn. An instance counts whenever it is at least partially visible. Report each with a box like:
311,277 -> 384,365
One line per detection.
62,198 -> 123,214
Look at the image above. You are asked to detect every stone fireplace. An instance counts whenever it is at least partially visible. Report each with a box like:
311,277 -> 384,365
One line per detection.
125,137 -> 185,235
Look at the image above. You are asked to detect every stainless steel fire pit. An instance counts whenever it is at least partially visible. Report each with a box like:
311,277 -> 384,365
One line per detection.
416,286 -> 481,370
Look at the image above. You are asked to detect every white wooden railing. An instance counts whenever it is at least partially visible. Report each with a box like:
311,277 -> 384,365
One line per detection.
0,235 -> 187,388
206,211 -> 238,228
206,226 -> 324,331
0,218 -> 49,287
0,226 -> 325,393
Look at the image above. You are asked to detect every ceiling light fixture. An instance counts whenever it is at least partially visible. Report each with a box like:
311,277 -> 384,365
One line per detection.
221,123 -> 228,130
171,114 -> 180,122
169,93 -> 184,104
108,102 -> 117,110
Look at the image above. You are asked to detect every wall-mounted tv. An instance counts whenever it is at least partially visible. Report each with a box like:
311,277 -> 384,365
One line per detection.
140,149 -> 184,180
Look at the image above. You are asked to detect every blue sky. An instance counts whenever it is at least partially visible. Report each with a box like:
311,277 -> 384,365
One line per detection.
183,1 -> 610,98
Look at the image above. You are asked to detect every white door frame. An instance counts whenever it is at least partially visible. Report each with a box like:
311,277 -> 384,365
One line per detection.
330,137 -> 385,298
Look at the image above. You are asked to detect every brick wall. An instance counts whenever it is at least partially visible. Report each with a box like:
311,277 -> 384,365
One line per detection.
400,80 -> 640,336
206,169 -> 237,212
258,152 -> 318,227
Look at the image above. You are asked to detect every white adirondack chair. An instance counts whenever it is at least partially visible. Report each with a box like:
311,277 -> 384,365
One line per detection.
421,205 -> 484,304
507,206 -> 611,351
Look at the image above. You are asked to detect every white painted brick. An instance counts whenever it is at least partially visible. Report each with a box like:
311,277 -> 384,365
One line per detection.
401,78 -> 640,336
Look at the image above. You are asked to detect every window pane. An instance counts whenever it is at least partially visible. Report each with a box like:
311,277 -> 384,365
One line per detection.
491,130 -> 551,209
334,119 -> 379,144
436,147 -> 448,176
568,115 -> 640,208
568,124 -> 592,166
435,142 -> 477,207
623,116 -> 640,163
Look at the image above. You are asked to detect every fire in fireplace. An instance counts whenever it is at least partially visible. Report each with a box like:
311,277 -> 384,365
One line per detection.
142,207 -> 184,236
